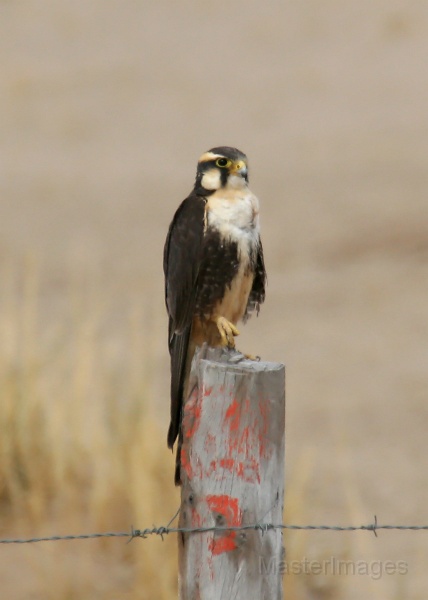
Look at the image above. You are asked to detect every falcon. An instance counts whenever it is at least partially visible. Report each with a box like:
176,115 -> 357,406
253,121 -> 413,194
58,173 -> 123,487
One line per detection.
163,146 -> 266,484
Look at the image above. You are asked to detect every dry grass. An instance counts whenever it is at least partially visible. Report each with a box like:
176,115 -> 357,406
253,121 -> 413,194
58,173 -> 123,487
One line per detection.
0,257 -> 180,599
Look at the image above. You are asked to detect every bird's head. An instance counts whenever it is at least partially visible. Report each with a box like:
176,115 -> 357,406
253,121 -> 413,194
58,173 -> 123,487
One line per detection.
194,146 -> 248,195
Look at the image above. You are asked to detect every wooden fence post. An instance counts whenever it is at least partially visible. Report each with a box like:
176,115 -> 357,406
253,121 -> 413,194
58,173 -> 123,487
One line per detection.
178,345 -> 285,599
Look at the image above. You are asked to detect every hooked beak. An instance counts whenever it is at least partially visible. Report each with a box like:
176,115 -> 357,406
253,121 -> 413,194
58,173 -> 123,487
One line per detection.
230,160 -> 248,179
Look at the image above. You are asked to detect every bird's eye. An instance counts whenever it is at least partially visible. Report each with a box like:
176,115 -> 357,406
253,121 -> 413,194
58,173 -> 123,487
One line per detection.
216,158 -> 231,168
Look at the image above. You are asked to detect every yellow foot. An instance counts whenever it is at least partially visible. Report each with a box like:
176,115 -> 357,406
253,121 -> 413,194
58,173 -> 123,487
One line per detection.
216,316 -> 240,348
242,353 -> 260,361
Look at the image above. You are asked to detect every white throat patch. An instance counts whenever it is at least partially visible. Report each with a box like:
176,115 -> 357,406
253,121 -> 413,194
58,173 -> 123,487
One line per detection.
227,173 -> 248,190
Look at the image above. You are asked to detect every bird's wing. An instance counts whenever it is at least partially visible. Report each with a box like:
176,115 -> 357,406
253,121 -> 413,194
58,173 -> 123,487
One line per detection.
244,240 -> 267,321
163,195 -> 206,448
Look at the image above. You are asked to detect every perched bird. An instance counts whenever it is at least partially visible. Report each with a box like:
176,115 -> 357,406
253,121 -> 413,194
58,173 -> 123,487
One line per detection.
163,146 -> 266,484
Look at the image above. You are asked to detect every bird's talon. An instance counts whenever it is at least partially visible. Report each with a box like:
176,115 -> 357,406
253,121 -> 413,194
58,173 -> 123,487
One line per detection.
216,316 -> 240,349
243,353 -> 260,361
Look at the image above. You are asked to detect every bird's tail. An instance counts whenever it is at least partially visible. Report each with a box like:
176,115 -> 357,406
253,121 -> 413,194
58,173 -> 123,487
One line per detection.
167,323 -> 192,485
174,431 -> 183,486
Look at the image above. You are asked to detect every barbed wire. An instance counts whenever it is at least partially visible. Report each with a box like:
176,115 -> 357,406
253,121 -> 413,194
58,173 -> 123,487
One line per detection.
1,516 -> 428,545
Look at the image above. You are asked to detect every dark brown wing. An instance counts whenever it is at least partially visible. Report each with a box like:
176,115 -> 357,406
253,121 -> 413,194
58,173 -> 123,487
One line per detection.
244,240 -> 267,321
163,194 -> 206,449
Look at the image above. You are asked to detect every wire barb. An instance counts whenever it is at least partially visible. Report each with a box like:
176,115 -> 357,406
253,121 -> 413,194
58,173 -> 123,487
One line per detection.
368,515 -> 378,537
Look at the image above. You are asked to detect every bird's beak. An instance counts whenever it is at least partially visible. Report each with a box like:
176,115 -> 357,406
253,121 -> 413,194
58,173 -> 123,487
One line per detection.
231,160 -> 248,178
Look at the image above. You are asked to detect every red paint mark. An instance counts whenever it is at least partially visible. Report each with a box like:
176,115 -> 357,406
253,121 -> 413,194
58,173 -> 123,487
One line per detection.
210,536 -> 236,554
190,505 -> 202,528
207,495 -> 240,521
184,392 -> 272,485
220,396 -> 267,483
206,495 -> 242,556
205,458 -> 258,482
182,387 -> 201,440
219,458 -> 234,471
180,447 -> 193,479
224,398 -> 240,431
203,385 -> 214,397
181,445 -> 203,481
185,405 -> 201,439
237,425 -> 250,454
235,457 -> 260,483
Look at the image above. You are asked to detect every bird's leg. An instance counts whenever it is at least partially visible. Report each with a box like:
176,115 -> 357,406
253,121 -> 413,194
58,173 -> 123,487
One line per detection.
215,316 -> 240,348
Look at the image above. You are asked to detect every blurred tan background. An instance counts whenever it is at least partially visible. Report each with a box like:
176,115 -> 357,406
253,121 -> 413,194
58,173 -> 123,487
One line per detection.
1,1 -> 427,599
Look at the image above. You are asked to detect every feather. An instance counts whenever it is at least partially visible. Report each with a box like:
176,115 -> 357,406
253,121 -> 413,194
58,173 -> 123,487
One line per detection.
163,195 -> 206,451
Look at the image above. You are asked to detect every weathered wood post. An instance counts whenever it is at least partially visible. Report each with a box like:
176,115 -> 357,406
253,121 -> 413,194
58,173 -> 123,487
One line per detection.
178,345 -> 285,599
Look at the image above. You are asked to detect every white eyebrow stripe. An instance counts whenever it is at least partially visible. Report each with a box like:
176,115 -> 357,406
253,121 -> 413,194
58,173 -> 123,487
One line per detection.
198,151 -> 223,163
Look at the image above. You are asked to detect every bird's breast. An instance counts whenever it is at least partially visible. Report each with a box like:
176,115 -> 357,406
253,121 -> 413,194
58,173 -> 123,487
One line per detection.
205,190 -> 260,260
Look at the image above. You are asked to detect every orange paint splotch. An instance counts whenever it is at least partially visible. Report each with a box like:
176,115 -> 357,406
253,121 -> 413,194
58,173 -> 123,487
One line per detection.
236,457 -> 260,483
209,536 -> 237,555
206,494 -> 242,556
224,398 -> 240,431
183,394 -> 202,439
203,385 -> 214,397
206,495 -> 241,523
219,457 -> 235,471
190,506 -> 202,528
180,447 -> 193,479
